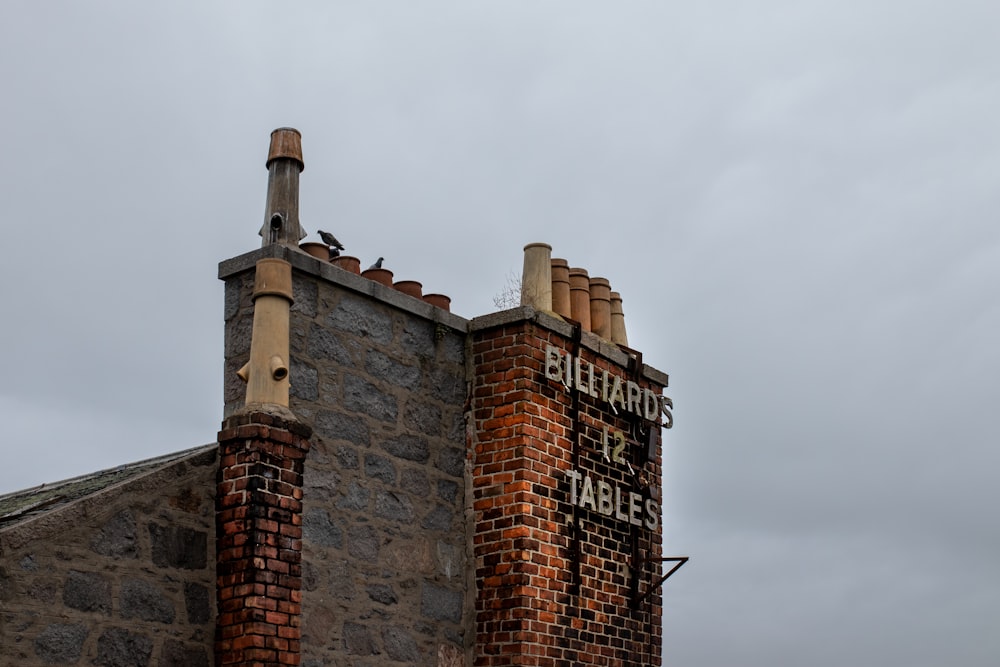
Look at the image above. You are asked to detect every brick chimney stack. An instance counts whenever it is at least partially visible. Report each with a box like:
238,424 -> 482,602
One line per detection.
217,129 -> 313,666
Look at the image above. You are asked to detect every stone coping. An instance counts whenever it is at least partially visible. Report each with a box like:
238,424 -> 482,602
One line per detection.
220,245 -> 669,387
219,245 -> 470,333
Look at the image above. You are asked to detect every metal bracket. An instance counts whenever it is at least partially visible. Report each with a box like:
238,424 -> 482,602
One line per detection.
631,556 -> 688,608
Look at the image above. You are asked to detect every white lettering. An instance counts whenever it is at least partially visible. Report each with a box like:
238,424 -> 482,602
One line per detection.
566,469 -> 582,505
579,475 -> 596,512
626,380 -> 642,416
643,389 -> 659,421
543,344 -> 671,426
628,492 -> 643,527
597,480 -> 614,516
611,430 -> 626,464
565,470 -> 661,533
544,345 -> 563,382
660,395 -> 674,429
614,486 -> 628,522
573,355 -> 587,393
609,376 -> 625,412
586,360 -> 598,398
644,498 -> 660,531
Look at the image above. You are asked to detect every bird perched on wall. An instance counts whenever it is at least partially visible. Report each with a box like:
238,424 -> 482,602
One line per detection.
317,230 -> 345,257
368,257 -> 384,270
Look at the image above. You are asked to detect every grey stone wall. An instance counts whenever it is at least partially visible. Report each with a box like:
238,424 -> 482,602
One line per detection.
222,247 -> 472,666
0,448 -> 216,666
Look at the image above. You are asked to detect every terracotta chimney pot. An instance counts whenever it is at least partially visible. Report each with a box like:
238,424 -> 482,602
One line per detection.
610,291 -> 629,346
589,277 -> 612,340
568,268 -> 591,331
520,243 -> 553,311
551,258 -> 571,319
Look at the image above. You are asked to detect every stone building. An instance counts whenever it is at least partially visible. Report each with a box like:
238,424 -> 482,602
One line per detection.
0,129 -> 678,666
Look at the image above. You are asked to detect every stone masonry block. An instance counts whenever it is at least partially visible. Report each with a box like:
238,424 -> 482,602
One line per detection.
95,627 -> 153,667
383,625 -> 421,662
303,508 -> 344,548
342,621 -> 378,656
329,559 -> 356,599
420,581 -> 463,623
90,509 -> 139,559
436,446 -> 466,478
290,358 -> 319,400
346,524 -> 380,562
447,410 -> 465,444
327,295 -> 393,345
307,323 -> 354,365
437,479 -> 459,503
420,504 -> 455,532
34,623 -> 89,663
148,523 -> 208,570
364,453 -> 396,484
439,333 -> 465,365
380,433 -> 430,463
63,570 -> 112,614
304,467 -> 341,502
314,410 -> 370,446
225,313 -> 252,358
302,560 -> 321,591
291,275 -> 318,318
404,399 -> 443,437
400,319 -> 436,358
335,443 -> 359,469
121,578 -> 176,624
374,490 -> 415,525
161,639 -> 210,667
223,277 -> 242,321
184,582 -> 211,624
366,349 -> 422,389
428,367 -> 466,404
366,583 -> 398,606
343,374 -> 398,423
400,467 -> 429,497
336,480 -> 370,510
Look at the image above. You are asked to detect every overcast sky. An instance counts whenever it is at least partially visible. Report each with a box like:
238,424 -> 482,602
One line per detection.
1,2 -> 997,665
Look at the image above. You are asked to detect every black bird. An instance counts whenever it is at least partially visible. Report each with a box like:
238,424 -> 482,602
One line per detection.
317,230 -> 345,251
368,257 -> 384,270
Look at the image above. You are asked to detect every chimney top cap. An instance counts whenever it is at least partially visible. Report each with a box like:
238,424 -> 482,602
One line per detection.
266,127 -> 304,171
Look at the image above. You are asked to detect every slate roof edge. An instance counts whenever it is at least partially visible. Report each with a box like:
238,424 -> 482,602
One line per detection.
0,444 -> 217,548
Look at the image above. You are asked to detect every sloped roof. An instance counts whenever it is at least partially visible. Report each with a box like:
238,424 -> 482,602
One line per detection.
0,444 -> 216,529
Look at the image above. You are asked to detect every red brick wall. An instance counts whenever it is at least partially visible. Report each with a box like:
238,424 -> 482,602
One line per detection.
216,410 -> 312,666
471,314 -> 666,666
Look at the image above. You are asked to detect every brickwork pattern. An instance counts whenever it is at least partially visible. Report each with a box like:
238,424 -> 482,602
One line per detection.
0,450 -> 217,666
216,410 -> 312,666
223,261 -> 470,667
471,321 -> 665,666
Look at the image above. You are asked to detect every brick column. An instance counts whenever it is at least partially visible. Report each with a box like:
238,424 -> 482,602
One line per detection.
216,410 -> 312,666
471,314 -> 666,666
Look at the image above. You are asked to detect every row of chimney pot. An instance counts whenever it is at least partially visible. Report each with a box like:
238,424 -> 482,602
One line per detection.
262,131 -> 451,311
298,242 -> 451,311
520,242 -> 628,346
